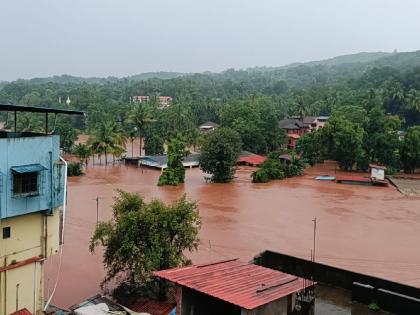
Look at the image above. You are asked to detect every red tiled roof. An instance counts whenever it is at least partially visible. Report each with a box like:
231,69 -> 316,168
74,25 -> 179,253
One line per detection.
124,298 -> 175,315
10,309 -> 32,315
153,259 -> 313,310
238,155 -> 266,166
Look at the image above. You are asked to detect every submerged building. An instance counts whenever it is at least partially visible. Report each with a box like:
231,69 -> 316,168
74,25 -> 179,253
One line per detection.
0,104 -> 84,314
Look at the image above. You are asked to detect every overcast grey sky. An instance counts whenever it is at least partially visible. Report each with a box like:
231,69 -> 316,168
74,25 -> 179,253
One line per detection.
0,0 -> 419,81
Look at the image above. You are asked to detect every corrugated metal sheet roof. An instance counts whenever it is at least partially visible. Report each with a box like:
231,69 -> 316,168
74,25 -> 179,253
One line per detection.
278,118 -> 304,130
10,309 -> 32,315
141,154 -> 200,167
153,259 -> 313,310
11,163 -> 47,173
69,294 -> 129,313
199,121 -> 219,128
123,298 -> 175,315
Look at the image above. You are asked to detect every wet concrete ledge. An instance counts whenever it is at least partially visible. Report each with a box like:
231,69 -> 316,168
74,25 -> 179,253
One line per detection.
253,250 -> 420,314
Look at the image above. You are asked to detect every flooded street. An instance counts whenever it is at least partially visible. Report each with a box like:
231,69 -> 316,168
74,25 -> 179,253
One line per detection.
45,161 -> 420,308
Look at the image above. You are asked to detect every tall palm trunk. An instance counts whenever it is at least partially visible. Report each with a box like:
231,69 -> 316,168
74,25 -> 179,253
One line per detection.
139,136 -> 143,157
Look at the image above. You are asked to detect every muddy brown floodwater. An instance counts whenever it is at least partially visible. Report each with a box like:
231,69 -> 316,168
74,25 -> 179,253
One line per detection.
45,161 -> 420,308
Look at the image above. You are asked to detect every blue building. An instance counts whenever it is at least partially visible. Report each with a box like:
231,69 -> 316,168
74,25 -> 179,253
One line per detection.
0,132 -> 65,219
0,104 -> 84,315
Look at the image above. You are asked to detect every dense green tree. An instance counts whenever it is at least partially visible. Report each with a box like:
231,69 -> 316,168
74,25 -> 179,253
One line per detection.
199,127 -> 242,183
220,96 -> 285,154
251,151 -> 305,183
332,105 -> 368,126
90,190 -> 201,299
321,116 -> 364,171
158,138 -> 188,186
144,134 -> 165,155
251,154 -> 285,183
363,107 -> 401,168
54,122 -> 79,153
159,100 -> 196,140
283,153 -> 306,177
296,131 -> 324,166
401,126 -> 420,173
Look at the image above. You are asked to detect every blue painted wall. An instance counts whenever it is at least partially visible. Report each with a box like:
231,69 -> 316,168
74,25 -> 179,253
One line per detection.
0,135 -> 65,219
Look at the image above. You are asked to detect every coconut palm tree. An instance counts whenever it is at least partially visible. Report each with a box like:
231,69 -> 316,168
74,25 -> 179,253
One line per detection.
407,89 -> 420,112
127,103 -> 155,157
110,145 -> 126,165
73,143 -> 92,168
89,120 -> 126,166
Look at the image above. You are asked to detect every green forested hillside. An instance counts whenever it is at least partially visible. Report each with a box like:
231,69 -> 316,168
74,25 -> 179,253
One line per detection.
1,50 -> 420,128
1,50 -> 419,173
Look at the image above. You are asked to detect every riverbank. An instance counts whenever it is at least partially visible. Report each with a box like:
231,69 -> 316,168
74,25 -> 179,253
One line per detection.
45,162 -> 420,308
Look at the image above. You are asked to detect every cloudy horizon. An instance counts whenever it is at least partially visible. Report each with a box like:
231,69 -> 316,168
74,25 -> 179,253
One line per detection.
1,0 -> 420,81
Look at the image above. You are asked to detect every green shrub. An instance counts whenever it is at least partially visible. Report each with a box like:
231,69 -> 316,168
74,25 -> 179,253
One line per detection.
158,138 -> 187,186
386,167 -> 398,175
251,169 -> 270,183
368,302 -> 380,311
252,151 -> 304,183
67,162 -> 83,177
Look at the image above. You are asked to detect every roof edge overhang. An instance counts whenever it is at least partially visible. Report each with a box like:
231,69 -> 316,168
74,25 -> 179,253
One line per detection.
0,104 -> 85,116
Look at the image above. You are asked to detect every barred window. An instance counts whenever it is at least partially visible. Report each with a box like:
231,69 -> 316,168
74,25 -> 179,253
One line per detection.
13,172 -> 38,195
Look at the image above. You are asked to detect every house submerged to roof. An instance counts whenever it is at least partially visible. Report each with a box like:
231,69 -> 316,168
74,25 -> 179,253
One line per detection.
139,154 -> 200,170
198,121 -> 219,132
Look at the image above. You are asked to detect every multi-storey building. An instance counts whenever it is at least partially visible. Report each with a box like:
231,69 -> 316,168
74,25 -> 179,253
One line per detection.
278,116 -> 329,149
132,96 -> 173,108
0,104 -> 84,315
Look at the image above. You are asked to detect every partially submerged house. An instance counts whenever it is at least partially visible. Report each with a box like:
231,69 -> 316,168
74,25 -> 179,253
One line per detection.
238,151 -> 267,166
139,154 -> 200,171
154,259 -> 315,315
278,116 -> 328,149
198,121 -> 219,133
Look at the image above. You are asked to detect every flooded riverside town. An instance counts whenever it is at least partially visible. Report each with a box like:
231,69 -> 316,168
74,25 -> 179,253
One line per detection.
2,2 -> 420,315
46,157 -> 420,309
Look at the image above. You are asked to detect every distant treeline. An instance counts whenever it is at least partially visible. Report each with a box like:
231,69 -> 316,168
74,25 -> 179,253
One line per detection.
0,51 -> 420,173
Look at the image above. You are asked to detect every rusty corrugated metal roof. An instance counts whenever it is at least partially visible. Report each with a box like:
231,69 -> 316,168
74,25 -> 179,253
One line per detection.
123,298 -> 175,315
153,259 -> 313,310
10,309 -> 32,315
